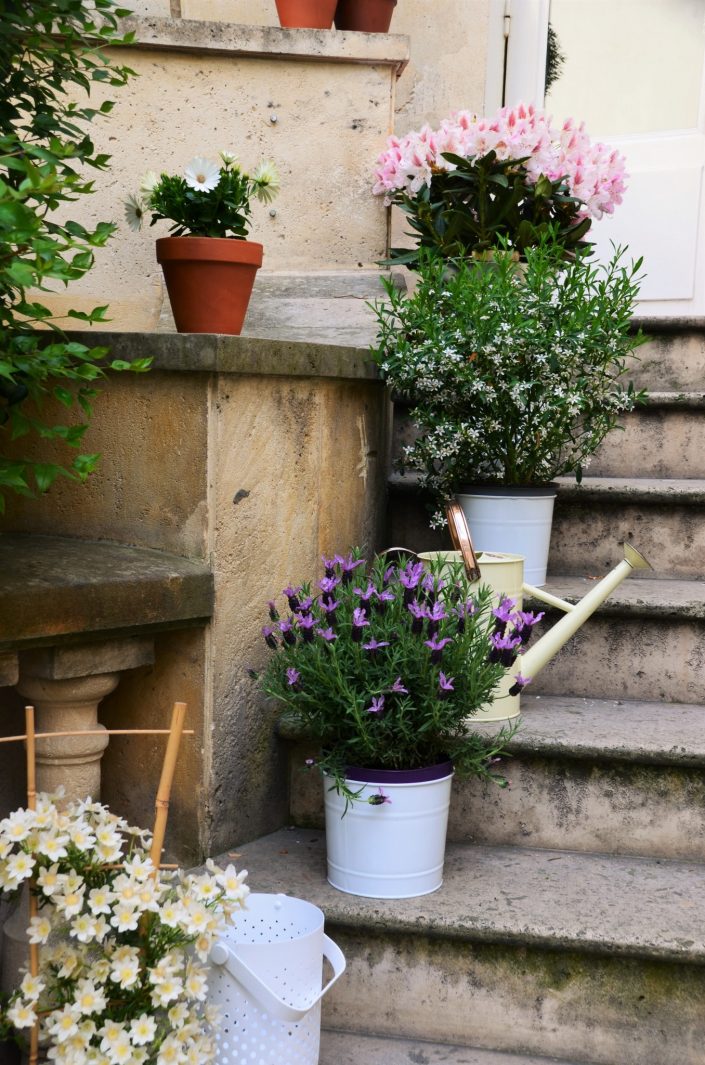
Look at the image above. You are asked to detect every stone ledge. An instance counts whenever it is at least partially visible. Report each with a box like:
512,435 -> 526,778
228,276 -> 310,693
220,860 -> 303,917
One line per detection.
122,16 -> 410,72
0,534 -> 213,651
223,828 -> 705,964
555,476 -> 705,506
78,332 -> 380,381
320,1031 -> 584,1065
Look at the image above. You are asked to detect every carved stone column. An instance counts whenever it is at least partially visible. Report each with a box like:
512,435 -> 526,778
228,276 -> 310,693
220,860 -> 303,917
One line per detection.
15,637 -> 154,803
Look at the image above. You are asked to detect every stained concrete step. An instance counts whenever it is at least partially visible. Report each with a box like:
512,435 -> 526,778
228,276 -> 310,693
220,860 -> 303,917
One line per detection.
631,320 -> 705,390
321,1030 -> 591,1065
228,830 -> 705,1065
391,393 -> 705,481
588,393 -> 705,478
550,476 -> 705,578
527,574 -> 705,705
282,695 -> 705,861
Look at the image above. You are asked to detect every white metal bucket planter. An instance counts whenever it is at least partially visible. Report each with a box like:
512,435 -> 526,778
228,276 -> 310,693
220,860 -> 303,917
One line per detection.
324,762 -> 454,899
456,485 -> 557,586
207,893 -> 346,1065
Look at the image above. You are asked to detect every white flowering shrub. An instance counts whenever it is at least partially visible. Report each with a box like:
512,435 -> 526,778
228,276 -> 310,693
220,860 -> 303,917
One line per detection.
374,242 -> 645,527
0,793 -> 249,1064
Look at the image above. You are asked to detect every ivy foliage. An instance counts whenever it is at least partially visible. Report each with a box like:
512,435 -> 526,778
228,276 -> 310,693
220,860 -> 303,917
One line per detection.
0,0 -> 150,511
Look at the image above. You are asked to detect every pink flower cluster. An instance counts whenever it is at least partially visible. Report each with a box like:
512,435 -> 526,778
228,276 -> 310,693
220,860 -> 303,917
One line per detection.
373,102 -> 627,221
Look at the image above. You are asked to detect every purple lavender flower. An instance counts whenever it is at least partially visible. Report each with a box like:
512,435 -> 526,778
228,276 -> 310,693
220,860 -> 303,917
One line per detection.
368,788 -> 392,806
286,668 -> 301,690
424,635 -> 452,664
382,565 -> 396,587
296,613 -> 316,643
319,575 -> 341,596
488,631 -> 523,666
438,672 -> 455,693
262,625 -> 278,650
421,572 -> 444,604
390,676 -> 408,695
304,756 -> 317,768
351,606 -> 369,642
283,585 -> 301,613
508,672 -> 532,696
374,588 -> 396,614
316,627 -> 338,642
339,554 -> 365,584
320,598 -> 340,620
455,597 -> 477,634
278,618 -> 297,647
515,610 -> 545,646
366,695 -> 385,715
298,595 -> 315,613
408,599 -> 429,635
427,599 -> 448,637
363,638 -> 390,657
322,555 -> 337,578
400,561 -> 425,604
353,581 -> 376,603
267,600 -> 280,622
492,596 -> 517,634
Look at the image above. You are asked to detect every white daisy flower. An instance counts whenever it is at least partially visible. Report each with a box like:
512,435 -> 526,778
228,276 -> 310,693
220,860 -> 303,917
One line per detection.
37,863 -> 65,897
130,1014 -> 157,1046
7,1000 -> 37,1029
20,973 -> 45,1001
5,850 -> 35,882
219,150 -> 238,167
124,193 -> 145,233
28,915 -> 52,944
252,160 -> 280,204
184,157 -> 221,193
140,170 -> 160,198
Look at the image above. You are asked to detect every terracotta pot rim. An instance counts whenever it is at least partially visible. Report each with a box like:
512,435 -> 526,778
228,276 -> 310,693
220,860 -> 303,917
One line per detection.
156,236 -> 263,266
276,0 -> 337,28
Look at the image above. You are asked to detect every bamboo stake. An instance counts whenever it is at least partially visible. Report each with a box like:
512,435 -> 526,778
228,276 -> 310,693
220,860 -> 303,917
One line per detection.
25,706 -> 39,1065
149,703 -> 187,875
0,729 -> 195,745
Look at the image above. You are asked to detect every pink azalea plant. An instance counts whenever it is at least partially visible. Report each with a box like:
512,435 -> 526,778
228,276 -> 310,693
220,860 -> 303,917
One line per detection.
373,102 -> 627,263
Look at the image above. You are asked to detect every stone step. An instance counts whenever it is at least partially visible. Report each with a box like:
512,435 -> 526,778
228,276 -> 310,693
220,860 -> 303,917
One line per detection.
527,575 -> 705,705
321,1030 -> 590,1065
229,830 -> 705,1065
588,393 -> 705,478
550,477 -> 705,578
391,393 -> 705,481
631,320 -> 705,391
282,695 -> 705,861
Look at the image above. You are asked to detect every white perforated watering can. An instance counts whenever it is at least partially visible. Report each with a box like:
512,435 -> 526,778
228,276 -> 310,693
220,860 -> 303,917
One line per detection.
207,893 -> 346,1065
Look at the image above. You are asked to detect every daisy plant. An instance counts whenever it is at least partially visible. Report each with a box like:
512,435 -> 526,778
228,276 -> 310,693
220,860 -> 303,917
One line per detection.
257,551 -> 538,803
125,151 -> 280,238
0,792 -> 249,1064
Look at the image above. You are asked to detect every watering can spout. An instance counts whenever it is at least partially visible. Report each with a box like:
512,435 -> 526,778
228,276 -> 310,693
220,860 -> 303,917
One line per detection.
518,542 -> 652,683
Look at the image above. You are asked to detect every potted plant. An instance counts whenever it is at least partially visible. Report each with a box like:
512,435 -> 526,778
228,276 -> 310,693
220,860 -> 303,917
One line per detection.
0,791 -> 249,1062
334,0 -> 397,33
373,242 -> 645,584
372,102 -> 627,266
275,0 -> 337,28
125,151 -> 279,334
258,551 -> 537,898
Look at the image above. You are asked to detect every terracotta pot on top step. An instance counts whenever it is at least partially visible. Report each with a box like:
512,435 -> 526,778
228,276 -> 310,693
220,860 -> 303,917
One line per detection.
276,0 -> 337,28
334,0 -> 397,32
156,236 -> 262,335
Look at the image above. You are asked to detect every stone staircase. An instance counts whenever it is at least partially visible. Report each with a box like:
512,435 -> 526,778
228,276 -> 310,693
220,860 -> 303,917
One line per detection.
229,321 -> 705,1065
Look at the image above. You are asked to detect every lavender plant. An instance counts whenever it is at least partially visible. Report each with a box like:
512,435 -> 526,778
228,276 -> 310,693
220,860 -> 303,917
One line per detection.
259,552 -> 543,800
373,240 -> 645,527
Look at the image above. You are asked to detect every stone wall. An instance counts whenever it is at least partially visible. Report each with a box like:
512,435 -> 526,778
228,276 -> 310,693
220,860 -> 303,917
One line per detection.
0,335 -> 389,861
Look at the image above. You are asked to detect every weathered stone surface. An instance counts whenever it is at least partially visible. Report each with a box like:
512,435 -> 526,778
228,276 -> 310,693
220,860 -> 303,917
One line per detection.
19,637 -> 154,681
590,395 -> 705,478
550,477 -> 705,578
0,535 -> 213,650
0,654 -> 18,689
222,830 -> 705,1065
44,22 -> 406,330
283,695 -> 705,860
631,321 -> 705,390
320,1031 -> 587,1065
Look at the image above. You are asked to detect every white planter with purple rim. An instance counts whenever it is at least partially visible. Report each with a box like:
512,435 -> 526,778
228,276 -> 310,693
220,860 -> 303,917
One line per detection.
456,485 -> 557,587
323,762 -> 454,899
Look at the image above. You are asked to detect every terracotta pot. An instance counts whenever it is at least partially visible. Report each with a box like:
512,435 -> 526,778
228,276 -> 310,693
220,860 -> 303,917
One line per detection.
334,0 -> 397,32
156,237 -> 263,335
276,0 -> 337,27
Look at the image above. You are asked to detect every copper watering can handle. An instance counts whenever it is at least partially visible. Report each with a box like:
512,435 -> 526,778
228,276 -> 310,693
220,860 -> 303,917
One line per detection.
446,501 -> 482,582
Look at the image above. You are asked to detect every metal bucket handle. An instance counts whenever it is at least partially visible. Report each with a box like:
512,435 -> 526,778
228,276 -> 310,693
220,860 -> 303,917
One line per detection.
209,933 -> 346,1023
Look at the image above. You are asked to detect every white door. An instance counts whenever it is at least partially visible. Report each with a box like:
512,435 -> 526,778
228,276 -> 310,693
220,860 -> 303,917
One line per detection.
488,0 -> 705,317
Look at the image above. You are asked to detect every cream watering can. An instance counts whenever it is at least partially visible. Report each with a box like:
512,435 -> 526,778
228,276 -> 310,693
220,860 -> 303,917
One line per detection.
419,502 -> 652,725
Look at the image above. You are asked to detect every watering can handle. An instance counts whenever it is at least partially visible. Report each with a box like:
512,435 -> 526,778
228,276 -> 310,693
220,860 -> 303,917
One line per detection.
209,933 -> 346,1024
446,501 -> 482,582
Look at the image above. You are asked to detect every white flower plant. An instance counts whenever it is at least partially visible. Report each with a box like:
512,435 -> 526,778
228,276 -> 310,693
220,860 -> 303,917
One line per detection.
0,791 -> 249,1065
125,150 -> 280,238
